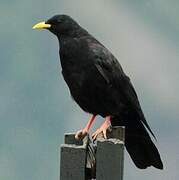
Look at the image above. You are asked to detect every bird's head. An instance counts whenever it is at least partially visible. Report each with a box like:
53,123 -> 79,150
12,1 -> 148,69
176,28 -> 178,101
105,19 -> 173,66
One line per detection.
33,14 -> 82,37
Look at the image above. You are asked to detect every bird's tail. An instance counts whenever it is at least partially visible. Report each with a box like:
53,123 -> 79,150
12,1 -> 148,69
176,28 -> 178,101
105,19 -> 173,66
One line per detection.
111,112 -> 163,169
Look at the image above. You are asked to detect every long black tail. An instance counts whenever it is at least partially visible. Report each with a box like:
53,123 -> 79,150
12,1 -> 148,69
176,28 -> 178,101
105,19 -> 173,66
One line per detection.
111,112 -> 163,169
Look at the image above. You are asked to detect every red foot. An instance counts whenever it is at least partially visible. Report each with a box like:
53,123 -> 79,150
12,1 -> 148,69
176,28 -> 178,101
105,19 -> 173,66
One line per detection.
92,116 -> 111,140
75,115 -> 96,140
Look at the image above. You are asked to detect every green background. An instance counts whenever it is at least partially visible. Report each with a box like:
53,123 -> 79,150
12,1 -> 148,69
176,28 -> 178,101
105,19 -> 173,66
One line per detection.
0,0 -> 178,179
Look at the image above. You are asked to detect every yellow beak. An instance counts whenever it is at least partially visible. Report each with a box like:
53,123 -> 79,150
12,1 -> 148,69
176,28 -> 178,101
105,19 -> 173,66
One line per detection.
32,21 -> 51,29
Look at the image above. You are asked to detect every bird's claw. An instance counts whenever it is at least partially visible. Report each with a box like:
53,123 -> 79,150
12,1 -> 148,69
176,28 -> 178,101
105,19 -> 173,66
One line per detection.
92,117 -> 111,141
92,127 -> 108,141
75,129 -> 88,140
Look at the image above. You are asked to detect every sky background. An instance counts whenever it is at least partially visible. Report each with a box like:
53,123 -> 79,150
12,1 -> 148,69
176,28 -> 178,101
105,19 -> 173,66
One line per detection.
0,0 -> 179,179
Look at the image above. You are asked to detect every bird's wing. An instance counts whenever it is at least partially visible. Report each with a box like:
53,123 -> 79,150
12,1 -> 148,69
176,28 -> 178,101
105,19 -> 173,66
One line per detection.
94,50 -> 140,109
90,44 -> 156,139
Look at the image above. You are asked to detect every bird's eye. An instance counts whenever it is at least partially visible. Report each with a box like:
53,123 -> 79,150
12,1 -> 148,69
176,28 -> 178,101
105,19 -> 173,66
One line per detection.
57,19 -> 62,23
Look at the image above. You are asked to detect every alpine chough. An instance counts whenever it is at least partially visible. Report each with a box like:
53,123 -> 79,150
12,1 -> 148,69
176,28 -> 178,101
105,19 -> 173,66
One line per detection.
33,15 -> 163,169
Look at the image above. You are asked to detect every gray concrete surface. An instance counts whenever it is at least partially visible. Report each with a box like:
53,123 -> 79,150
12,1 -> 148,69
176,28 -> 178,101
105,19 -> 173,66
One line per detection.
60,134 -> 89,180
60,127 -> 125,180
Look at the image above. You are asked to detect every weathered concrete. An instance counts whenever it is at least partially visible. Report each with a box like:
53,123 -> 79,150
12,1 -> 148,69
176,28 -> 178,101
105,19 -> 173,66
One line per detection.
60,134 -> 89,180
60,127 -> 125,180
96,126 -> 125,180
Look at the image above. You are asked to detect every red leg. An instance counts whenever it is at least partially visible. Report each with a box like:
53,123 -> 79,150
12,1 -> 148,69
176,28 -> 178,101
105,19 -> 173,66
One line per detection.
92,116 -> 111,140
75,114 -> 96,140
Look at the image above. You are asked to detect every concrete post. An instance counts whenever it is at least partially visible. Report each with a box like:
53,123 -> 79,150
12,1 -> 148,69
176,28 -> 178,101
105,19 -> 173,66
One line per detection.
60,134 -> 89,180
60,126 -> 125,180
96,126 -> 125,180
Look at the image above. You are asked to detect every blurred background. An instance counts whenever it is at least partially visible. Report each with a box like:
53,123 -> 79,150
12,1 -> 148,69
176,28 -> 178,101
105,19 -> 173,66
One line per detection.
0,0 -> 178,179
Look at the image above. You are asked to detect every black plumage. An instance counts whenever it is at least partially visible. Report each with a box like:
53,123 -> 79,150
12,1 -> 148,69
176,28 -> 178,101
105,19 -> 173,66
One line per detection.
34,15 -> 163,169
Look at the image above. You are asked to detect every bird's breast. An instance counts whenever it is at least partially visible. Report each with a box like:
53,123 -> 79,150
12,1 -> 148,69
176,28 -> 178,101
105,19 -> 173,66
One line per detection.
58,37 -> 120,115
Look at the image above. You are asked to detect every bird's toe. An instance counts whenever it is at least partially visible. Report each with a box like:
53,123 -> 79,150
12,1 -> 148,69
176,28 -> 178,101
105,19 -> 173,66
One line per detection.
75,129 -> 88,140
92,128 -> 107,141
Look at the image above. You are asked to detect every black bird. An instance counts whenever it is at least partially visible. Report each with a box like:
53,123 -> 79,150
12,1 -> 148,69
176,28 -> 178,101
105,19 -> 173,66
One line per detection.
33,15 -> 163,169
